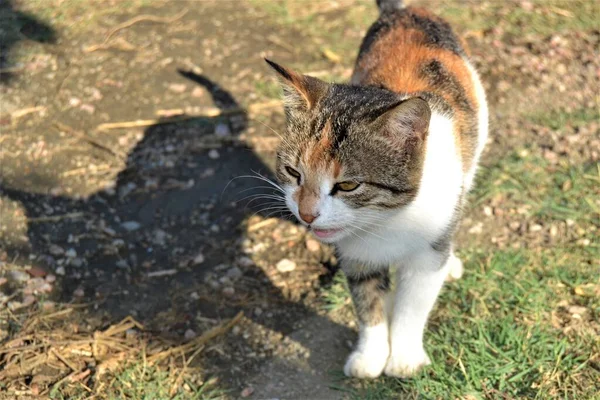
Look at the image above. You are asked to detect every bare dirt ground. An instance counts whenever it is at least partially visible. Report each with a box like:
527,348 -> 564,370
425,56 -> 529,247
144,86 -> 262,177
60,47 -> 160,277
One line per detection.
1,0 -> 598,399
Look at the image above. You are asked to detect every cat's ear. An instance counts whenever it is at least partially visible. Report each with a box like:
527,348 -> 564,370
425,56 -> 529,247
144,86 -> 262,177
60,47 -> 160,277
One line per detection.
265,58 -> 328,110
378,97 -> 431,144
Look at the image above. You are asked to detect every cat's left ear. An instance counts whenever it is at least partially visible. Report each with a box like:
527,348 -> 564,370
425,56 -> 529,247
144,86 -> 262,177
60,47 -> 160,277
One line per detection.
264,59 -> 328,110
377,97 -> 431,144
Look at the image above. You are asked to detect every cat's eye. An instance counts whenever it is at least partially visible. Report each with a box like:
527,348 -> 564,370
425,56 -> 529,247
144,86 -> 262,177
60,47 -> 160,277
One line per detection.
334,181 -> 360,192
285,166 -> 301,184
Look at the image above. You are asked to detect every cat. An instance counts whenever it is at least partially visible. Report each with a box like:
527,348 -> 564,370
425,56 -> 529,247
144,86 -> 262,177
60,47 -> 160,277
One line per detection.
265,0 -> 488,378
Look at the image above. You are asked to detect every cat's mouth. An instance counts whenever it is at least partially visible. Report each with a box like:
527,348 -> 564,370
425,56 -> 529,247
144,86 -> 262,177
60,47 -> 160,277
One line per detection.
311,227 -> 343,239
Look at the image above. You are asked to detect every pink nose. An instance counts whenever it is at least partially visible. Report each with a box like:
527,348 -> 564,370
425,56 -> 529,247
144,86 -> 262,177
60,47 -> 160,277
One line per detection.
299,212 -> 318,224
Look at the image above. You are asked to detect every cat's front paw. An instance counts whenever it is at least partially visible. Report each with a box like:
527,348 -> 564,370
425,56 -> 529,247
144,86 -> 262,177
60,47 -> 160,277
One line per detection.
383,347 -> 431,378
344,349 -> 389,378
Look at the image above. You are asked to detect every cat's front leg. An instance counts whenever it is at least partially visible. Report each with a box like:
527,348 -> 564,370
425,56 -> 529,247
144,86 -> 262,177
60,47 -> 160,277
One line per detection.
384,249 -> 449,377
343,265 -> 391,378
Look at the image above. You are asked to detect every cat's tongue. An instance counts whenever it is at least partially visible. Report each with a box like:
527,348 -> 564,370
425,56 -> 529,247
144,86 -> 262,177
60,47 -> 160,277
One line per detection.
312,228 -> 341,239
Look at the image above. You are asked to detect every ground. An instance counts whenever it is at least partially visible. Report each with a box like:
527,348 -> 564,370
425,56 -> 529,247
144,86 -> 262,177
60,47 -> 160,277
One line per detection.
0,0 -> 598,399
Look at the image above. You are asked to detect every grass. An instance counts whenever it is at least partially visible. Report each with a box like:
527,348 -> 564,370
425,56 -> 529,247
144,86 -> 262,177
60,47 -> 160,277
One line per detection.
526,108 -> 600,130
49,359 -> 225,400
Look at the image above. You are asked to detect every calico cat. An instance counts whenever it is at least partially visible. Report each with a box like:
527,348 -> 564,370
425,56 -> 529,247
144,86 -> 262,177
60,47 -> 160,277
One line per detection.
265,0 -> 488,378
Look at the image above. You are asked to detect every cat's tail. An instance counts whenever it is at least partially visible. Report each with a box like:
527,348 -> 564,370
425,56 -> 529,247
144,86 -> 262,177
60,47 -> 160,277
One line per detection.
376,0 -> 404,13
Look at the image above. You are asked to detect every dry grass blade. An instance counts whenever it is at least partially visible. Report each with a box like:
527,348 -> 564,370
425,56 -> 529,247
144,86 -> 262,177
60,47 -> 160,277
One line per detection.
85,9 -> 188,52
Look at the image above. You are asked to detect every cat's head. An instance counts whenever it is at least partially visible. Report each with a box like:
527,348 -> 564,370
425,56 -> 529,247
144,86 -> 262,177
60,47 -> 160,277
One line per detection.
266,59 -> 431,243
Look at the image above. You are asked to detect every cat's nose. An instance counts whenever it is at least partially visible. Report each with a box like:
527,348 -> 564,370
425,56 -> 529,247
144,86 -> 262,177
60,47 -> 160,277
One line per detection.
299,211 -> 319,224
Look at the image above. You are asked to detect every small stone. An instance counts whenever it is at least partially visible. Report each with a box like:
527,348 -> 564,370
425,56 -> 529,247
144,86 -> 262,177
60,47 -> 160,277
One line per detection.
529,224 -> 543,232
241,387 -> 254,397
192,253 -> 205,265
210,224 -> 220,233
168,83 -> 187,93
49,244 -> 64,256
483,206 -> 493,217
190,291 -> 200,300
232,326 -> 241,335
192,87 -> 205,97
237,256 -> 254,268
254,307 -> 263,316
65,248 -> 77,258
8,270 -> 29,283
27,266 -> 47,278
567,305 -> 587,315
69,97 -> 81,107
153,229 -> 168,246
226,266 -> 243,279
22,295 -> 36,307
122,221 -> 142,231
70,257 -> 83,268
73,287 -> 85,297
468,223 -> 483,234
45,274 -> 56,283
222,286 -> 235,297
566,219 -> 575,227
116,259 -> 130,269
276,259 -> 296,273
305,239 -> 320,252
55,266 -> 66,276
184,329 -> 196,340
214,123 -> 231,137
208,149 -> 220,159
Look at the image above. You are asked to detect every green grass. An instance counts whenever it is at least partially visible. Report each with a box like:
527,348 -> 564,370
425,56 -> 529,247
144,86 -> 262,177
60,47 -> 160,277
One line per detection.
326,248 -> 599,399
526,108 -> 600,130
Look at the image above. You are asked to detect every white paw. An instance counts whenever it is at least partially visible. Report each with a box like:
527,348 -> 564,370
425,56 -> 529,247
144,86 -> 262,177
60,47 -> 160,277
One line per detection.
384,347 -> 431,378
344,349 -> 389,378
446,253 -> 463,281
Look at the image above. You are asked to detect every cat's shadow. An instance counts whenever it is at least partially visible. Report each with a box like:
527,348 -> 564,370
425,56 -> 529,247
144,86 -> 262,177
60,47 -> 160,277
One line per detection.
1,71 -> 353,394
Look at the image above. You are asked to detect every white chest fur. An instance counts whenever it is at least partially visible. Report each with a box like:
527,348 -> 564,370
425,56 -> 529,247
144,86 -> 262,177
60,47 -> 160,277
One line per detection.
336,113 -> 463,266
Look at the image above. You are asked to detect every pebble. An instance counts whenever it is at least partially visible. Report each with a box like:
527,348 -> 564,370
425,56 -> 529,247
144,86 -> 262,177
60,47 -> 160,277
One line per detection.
184,329 -> 196,340
55,266 -> 66,276
222,286 -> 235,297
276,259 -> 296,273
49,244 -> 64,256
45,274 -> 56,283
529,224 -> 543,232
116,259 -> 130,269
168,83 -> 187,93
70,257 -> 83,268
214,123 -> 231,137
210,224 -> 220,233
208,149 -> 220,159
122,221 -> 141,231
241,387 -> 254,397
73,287 -> 85,297
22,295 -> 36,307
8,270 -> 29,283
192,253 -> 205,265
27,266 -> 47,278
468,222 -> 483,234
237,256 -> 254,268
254,307 -> 263,316
226,266 -> 243,280
153,229 -> 168,246
190,291 -> 200,300
65,248 -> 77,258
305,239 -> 320,252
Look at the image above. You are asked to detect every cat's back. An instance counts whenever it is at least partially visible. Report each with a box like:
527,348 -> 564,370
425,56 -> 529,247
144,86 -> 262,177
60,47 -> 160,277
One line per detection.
353,2 -> 487,181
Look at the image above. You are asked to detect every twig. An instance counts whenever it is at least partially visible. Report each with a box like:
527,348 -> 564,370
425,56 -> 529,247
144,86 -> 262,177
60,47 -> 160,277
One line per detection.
11,106 -> 46,120
50,348 -> 78,372
96,100 -> 281,131
147,269 -> 178,278
53,122 -> 124,160
27,213 -> 84,223
247,218 -> 278,232
85,9 -> 188,52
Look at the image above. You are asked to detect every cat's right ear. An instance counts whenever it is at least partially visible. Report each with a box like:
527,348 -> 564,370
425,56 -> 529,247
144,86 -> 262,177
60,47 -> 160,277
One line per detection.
264,59 -> 328,111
